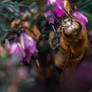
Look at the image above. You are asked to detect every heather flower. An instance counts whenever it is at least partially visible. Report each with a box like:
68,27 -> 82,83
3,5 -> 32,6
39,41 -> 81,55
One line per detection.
47,0 -> 65,18
46,0 -> 65,24
72,11 -> 88,32
9,33 -> 38,63
20,32 -> 38,63
9,42 -> 25,61
46,11 -> 55,24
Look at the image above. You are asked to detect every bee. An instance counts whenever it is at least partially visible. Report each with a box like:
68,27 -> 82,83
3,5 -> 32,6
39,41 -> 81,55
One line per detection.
49,16 -> 88,72
49,0 -> 88,72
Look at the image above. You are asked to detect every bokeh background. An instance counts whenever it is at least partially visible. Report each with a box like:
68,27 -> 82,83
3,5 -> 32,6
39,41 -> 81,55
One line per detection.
0,0 -> 92,92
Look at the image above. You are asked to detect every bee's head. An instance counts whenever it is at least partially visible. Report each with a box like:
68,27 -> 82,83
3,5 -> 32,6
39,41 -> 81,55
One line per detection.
62,18 -> 82,41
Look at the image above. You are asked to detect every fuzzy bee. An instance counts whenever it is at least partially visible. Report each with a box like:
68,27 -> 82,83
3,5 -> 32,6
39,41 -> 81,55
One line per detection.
49,17 -> 88,72
48,0 -> 88,72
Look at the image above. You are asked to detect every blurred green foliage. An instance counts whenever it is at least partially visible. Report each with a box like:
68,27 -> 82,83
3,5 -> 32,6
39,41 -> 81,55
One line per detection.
77,0 -> 92,31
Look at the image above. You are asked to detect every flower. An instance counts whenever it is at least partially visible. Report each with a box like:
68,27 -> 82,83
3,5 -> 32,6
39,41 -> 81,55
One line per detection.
46,0 -> 65,24
48,0 -> 65,18
20,32 -> 38,63
72,11 -> 88,32
9,42 -> 25,58
9,33 -> 38,63
46,11 -> 55,24
20,32 -> 38,54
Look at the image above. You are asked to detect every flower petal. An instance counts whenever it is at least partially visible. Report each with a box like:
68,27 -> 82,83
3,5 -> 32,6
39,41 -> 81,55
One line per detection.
46,11 -> 55,24
20,33 -> 38,63
47,0 -> 65,21
72,11 -> 88,32
9,42 -> 25,58
20,32 -> 38,54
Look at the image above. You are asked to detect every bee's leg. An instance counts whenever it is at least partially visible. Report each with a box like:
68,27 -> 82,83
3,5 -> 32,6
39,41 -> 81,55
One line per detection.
49,30 -> 60,49
54,51 -> 65,70
49,31 -> 56,49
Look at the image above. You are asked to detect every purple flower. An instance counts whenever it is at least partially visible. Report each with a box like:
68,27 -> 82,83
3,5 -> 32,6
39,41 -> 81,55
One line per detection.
9,33 -> 38,63
46,11 -> 55,24
20,33 -> 38,63
46,0 -> 65,24
48,0 -> 65,18
9,42 -> 25,58
72,11 -> 88,32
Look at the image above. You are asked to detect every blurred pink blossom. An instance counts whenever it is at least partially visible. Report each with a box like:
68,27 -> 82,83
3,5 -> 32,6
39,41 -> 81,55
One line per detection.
20,33 -> 38,63
9,33 -> 38,63
46,11 -> 55,24
72,11 -> 88,32
48,0 -> 65,18
9,42 -> 25,58
46,0 -> 65,24
20,33 -> 38,54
